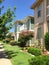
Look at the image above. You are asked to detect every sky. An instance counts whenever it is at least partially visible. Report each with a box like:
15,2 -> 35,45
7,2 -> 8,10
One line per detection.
1,0 -> 36,32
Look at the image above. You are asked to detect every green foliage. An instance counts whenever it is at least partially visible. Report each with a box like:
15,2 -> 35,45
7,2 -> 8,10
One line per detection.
0,0 -> 16,40
3,39 -> 6,43
18,34 -> 33,47
14,6 -> 16,10
28,47 -> 41,56
3,43 -> 32,65
0,0 -> 4,3
44,32 -> 49,51
10,41 -> 18,45
5,39 -> 10,43
2,39 -> 10,43
29,56 -> 49,65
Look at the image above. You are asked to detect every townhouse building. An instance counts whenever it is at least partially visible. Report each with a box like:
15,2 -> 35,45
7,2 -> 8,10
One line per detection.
14,16 -> 34,46
31,0 -> 49,46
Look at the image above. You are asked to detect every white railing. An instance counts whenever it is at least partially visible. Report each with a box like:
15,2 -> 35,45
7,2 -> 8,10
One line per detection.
47,6 -> 49,16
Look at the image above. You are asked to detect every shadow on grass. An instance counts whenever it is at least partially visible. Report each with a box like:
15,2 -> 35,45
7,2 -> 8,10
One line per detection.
5,51 -> 18,59
0,51 -> 8,58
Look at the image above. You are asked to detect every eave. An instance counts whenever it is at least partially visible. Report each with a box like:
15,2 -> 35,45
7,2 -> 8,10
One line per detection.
14,20 -> 23,25
24,16 -> 34,23
31,0 -> 43,9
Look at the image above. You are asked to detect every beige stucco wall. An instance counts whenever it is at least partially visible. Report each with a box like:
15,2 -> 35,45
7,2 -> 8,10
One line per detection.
34,2 -> 44,25
34,0 -> 48,44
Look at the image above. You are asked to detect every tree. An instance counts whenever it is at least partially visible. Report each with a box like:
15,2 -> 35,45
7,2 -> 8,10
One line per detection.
44,32 -> 49,51
6,32 -> 15,41
0,0 -> 16,40
18,30 -> 34,47
0,0 -> 4,14
0,0 -> 4,3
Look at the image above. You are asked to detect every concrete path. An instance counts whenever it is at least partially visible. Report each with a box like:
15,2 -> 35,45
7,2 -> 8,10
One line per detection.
0,43 -> 12,65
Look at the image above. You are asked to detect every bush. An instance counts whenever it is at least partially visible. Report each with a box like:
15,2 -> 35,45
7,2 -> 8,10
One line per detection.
3,39 -> 10,43
3,39 -> 6,43
29,56 -> 49,65
44,32 -> 49,51
34,40 -> 40,48
28,47 -> 41,56
18,42 -> 26,47
18,36 -> 27,47
18,31 -> 34,47
10,41 -> 18,45
5,39 -> 10,43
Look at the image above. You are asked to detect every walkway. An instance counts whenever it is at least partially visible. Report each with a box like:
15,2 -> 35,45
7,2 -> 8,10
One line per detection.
0,43 -> 12,65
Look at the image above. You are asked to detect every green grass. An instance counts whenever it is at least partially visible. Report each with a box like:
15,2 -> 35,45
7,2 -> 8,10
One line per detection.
3,43 -> 33,65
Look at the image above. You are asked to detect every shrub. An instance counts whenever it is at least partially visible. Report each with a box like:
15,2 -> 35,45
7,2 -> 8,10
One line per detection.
2,39 -> 10,43
5,39 -> 10,43
29,56 -> 49,65
44,32 -> 49,51
10,41 -> 18,45
3,39 -> 6,43
18,36 -> 26,47
28,47 -> 41,56
18,30 -> 34,47
33,40 -> 40,48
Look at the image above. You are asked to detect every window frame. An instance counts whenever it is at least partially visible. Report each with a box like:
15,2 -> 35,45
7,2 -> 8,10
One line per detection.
37,4 -> 41,17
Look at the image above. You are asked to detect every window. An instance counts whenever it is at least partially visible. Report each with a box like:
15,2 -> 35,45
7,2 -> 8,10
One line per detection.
37,27 -> 42,43
37,4 -> 41,17
37,27 -> 42,40
31,18 -> 34,24
47,0 -> 49,6
47,6 -> 49,16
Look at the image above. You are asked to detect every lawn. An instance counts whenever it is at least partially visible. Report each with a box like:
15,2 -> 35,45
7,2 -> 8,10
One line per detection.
3,43 -> 33,65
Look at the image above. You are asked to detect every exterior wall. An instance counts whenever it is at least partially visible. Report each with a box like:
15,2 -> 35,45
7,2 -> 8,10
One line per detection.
34,2 -> 44,26
26,19 -> 30,30
30,19 -> 34,31
46,0 -> 49,6
15,24 -> 17,41
46,0 -> 49,21
34,0 -> 48,46
25,18 -> 34,31
24,18 -> 34,46
34,3 -> 44,41
20,24 -> 25,31
15,23 -> 24,41
14,17 -> 34,46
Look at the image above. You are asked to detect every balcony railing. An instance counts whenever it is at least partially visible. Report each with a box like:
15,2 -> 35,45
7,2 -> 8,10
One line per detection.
47,6 -> 49,17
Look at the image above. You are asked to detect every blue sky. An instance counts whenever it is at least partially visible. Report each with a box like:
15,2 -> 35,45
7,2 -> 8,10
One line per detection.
1,0 -> 36,32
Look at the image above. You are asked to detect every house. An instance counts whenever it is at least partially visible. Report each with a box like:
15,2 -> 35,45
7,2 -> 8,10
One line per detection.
14,20 -> 23,41
14,16 -> 34,46
31,0 -> 49,47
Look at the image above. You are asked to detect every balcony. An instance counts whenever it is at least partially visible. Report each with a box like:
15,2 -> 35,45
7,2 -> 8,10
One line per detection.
46,6 -> 49,21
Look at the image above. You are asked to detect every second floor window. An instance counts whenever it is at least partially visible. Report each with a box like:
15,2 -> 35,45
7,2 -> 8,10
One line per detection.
37,27 -> 42,40
47,6 -> 49,16
47,0 -> 49,6
37,4 -> 41,17
31,18 -> 34,24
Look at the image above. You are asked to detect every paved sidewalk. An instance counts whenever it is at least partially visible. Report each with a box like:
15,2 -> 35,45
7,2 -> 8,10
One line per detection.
0,43 -> 12,65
